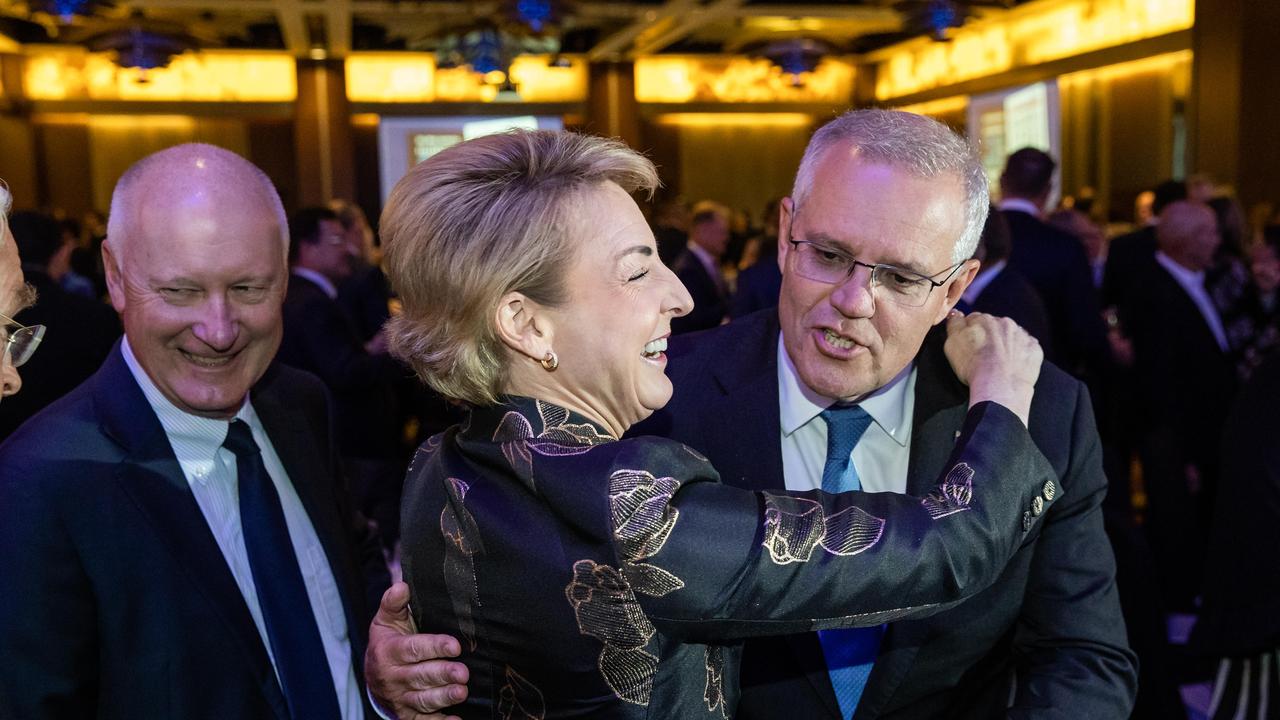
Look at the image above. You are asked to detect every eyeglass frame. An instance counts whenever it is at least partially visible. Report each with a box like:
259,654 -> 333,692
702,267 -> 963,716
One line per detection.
784,210 -> 968,308
1,311 -> 46,368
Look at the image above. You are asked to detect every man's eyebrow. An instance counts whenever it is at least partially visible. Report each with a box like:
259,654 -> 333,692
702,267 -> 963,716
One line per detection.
801,231 -> 930,275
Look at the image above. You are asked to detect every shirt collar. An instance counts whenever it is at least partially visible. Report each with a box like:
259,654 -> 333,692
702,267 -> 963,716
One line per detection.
291,267 -> 339,300
962,259 -> 1007,305
1155,250 -> 1205,286
777,335 -> 914,447
686,242 -> 720,278
121,336 -> 261,484
998,198 -> 1043,217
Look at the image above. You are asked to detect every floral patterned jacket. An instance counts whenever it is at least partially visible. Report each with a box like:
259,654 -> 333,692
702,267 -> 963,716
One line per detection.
401,396 -> 1056,719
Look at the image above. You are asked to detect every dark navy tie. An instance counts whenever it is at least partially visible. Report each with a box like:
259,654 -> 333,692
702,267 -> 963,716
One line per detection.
818,404 -> 883,720
224,419 -> 343,720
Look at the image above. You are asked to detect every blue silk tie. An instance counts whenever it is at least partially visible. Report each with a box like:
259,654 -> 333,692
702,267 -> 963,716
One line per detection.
224,420 -> 343,720
818,404 -> 882,720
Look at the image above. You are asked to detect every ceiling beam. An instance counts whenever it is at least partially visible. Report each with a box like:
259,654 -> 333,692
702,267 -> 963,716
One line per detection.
629,0 -> 747,58
325,0 -> 351,56
118,0 -> 277,9
275,0 -> 308,55
352,1 -> 500,15
587,0 -> 698,62
737,5 -> 902,21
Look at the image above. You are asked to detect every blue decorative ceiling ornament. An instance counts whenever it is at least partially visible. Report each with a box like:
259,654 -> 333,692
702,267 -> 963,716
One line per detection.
924,0 -> 961,40
30,0 -> 105,23
516,0 -> 554,33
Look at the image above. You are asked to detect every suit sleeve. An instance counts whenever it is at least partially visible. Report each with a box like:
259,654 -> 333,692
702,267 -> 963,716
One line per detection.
312,375 -> 391,624
1006,382 -> 1138,719
0,464 -> 99,717
608,402 -> 1058,642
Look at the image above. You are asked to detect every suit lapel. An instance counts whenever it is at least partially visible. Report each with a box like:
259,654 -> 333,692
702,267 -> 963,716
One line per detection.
855,327 -> 968,719
706,313 -> 785,492
95,348 -> 290,719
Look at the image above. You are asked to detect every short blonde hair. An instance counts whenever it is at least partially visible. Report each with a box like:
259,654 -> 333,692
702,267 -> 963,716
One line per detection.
381,130 -> 659,406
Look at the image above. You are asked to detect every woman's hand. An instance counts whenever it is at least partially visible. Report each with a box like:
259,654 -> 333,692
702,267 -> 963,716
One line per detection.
944,311 -> 1042,427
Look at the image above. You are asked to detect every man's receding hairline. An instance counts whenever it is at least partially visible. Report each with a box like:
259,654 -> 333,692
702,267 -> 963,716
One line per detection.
109,144 -> 288,254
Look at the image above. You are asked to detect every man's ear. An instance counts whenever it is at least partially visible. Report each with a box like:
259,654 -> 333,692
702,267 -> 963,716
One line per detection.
101,240 -> 127,314
933,258 -> 981,324
776,197 -> 796,273
494,291 -> 555,363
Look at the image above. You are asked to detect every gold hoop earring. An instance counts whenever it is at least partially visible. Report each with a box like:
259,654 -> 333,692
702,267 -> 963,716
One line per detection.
540,351 -> 559,371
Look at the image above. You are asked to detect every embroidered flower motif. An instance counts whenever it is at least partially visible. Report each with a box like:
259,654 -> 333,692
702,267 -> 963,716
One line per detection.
565,559 -> 660,705
704,645 -> 728,718
609,469 -> 686,598
493,400 -> 613,486
440,478 -> 483,651
921,462 -> 975,520
761,494 -> 885,565
497,666 -> 546,720
407,433 -> 445,474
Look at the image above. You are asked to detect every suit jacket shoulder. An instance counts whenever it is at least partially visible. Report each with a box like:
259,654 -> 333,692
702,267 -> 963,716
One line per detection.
972,267 -> 1054,358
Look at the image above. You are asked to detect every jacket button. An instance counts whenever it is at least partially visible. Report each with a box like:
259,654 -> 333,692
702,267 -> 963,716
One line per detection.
1022,510 -> 1034,532
1032,495 -> 1044,516
1042,480 -> 1057,502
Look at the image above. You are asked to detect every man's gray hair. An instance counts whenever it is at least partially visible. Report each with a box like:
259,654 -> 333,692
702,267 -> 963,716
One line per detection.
792,109 -> 989,264
381,129 -> 659,406
106,143 -> 288,260
0,181 -> 11,228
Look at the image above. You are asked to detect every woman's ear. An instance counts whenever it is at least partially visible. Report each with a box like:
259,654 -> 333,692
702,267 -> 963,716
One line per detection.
494,291 -> 555,362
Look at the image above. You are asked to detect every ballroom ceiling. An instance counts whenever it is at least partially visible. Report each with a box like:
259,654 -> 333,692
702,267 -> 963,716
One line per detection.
0,0 -> 1033,62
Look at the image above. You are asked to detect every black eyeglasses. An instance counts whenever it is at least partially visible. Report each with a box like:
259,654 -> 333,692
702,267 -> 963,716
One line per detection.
786,213 -> 965,308
1,312 -> 45,368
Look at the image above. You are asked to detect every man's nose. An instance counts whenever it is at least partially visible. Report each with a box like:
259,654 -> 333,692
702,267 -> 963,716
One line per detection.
830,265 -> 876,317
191,299 -> 238,350
0,358 -> 21,399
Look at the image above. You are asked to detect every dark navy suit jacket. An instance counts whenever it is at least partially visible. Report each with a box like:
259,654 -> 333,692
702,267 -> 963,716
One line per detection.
635,311 -> 1137,719
0,346 -> 388,719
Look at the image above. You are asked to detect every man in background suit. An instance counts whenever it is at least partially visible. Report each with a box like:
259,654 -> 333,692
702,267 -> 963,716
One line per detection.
1103,179 -> 1187,309
364,110 -> 1136,719
998,148 -> 1110,378
280,206 -> 407,549
1120,200 -> 1237,610
959,205 -> 1053,355
1190,351 -> 1280,718
0,145 -> 388,719
0,210 -> 120,440
671,200 -> 731,334
0,184 -> 38,404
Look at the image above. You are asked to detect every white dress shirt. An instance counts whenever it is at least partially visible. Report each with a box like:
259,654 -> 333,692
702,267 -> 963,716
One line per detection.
293,267 -> 340,300
998,198 -> 1043,217
122,338 -> 363,720
777,337 -> 915,493
1154,251 -> 1230,352
961,259 -> 1008,307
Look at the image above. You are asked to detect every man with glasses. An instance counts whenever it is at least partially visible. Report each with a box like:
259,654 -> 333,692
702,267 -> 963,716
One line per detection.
280,206 -> 406,552
365,109 -> 1137,719
0,210 -> 120,440
0,186 -> 44,401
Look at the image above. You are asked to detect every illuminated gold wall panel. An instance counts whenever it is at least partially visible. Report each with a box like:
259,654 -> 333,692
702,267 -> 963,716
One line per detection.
345,53 -> 435,103
872,0 -> 1194,101
24,48 -> 296,102
635,56 -> 854,104
345,54 -> 587,103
